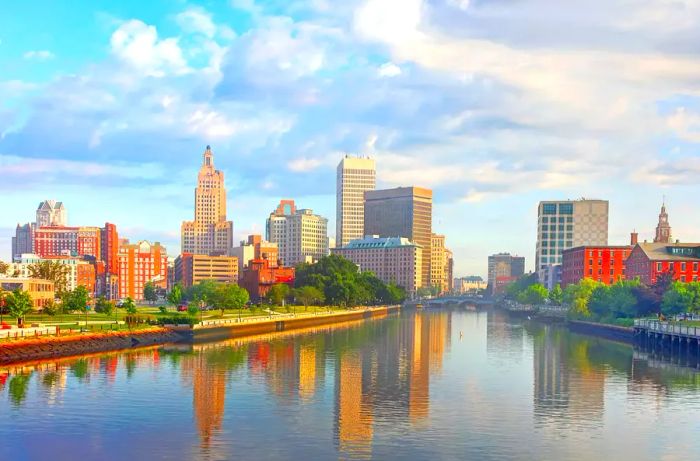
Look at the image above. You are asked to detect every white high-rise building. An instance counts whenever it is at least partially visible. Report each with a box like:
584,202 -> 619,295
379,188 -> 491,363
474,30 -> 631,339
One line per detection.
36,200 -> 67,227
266,200 -> 328,267
181,146 -> 234,256
336,156 -> 376,248
536,199 -> 609,289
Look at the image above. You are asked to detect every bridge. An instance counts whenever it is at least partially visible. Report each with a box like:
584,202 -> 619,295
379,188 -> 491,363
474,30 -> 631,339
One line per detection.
634,319 -> 700,360
419,295 -> 494,309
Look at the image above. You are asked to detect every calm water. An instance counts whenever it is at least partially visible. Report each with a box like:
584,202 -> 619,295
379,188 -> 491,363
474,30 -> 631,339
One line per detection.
1,309 -> 700,461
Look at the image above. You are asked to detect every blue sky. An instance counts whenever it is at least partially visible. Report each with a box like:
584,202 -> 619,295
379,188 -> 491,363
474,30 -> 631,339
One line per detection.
2,0 -> 700,277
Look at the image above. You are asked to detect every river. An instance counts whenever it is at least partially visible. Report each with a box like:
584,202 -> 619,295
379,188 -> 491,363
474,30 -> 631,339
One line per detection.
1,309 -> 699,460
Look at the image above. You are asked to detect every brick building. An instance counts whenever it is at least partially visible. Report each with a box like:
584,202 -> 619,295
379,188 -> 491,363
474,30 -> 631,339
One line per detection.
174,253 -> 239,288
240,259 -> 295,302
625,242 -> 700,285
117,241 -> 168,301
561,245 -> 633,287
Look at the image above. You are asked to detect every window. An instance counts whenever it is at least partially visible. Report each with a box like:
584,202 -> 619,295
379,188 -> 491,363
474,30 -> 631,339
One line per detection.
681,262 -> 686,271
542,217 -> 549,223
656,262 -> 662,271
559,203 -> 573,214
543,203 -> 557,214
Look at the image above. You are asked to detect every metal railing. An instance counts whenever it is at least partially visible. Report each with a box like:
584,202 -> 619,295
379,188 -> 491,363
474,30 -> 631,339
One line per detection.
634,319 -> 700,338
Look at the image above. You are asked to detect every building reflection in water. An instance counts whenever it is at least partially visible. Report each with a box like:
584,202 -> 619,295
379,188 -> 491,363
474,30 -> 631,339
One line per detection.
335,351 -> 373,459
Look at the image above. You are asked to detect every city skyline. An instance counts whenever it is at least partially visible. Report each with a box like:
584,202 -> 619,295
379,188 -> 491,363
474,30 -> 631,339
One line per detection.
2,0 -> 700,277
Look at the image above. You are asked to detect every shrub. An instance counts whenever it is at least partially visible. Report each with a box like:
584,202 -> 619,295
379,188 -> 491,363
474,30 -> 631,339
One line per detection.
157,316 -> 199,326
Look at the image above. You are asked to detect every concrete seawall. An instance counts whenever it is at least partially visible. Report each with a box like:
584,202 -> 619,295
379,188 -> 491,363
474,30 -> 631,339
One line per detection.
182,305 -> 400,342
0,328 -> 181,365
567,320 -> 634,343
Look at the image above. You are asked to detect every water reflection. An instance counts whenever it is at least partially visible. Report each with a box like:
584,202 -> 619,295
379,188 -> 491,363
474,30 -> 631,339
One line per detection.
1,310 -> 700,460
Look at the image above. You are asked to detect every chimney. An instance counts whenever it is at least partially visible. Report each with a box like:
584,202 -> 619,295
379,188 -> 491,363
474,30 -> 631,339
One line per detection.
630,231 -> 638,246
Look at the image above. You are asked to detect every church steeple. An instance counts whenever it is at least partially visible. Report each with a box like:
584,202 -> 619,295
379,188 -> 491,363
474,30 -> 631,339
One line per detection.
653,199 -> 672,243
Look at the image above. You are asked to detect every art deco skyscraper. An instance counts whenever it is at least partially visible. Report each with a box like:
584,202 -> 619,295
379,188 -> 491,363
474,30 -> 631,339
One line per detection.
181,146 -> 233,256
336,156 -> 376,248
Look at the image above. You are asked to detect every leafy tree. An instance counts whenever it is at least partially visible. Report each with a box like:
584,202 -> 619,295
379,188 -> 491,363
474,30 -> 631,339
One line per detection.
504,273 -> 539,300
213,283 -> 249,316
27,260 -> 70,293
588,281 -> 638,320
143,281 -> 158,305
6,289 -> 33,322
415,287 -> 433,299
294,286 -> 325,311
187,301 -> 200,317
548,284 -> 563,305
266,283 -> 290,306
42,299 -> 59,316
62,286 -> 90,313
378,283 -> 406,304
661,281 -> 700,316
516,283 -> 548,305
158,305 -> 168,314
188,280 -> 218,306
563,278 -> 600,317
121,297 -> 137,315
95,296 -> 114,316
167,283 -> 183,306
0,260 -> 9,275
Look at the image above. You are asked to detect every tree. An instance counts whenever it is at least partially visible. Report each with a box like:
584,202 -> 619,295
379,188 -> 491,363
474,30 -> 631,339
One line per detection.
167,283 -> 183,306
121,297 -> 137,315
42,299 -> 59,316
516,283 -> 548,305
378,283 -> 406,304
95,296 -> 114,316
504,273 -> 540,300
661,281 -> 700,316
188,280 -> 217,306
294,286 -> 325,311
6,289 -> 33,323
563,278 -> 600,317
415,287 -> 433,299
266,283 -> 290,306
27,260 -> 70,293
548,284 -> 563,305
62,286 -> 90,313
187,301 -> 200,317
588,281 -> 638,320
0,260 -> 9,275
213,283 -> 250,318
143,281 -> 158,305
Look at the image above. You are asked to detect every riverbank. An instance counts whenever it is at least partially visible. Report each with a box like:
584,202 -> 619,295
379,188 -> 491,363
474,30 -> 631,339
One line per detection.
0,305 -> 400,364
0,327 -> 180,365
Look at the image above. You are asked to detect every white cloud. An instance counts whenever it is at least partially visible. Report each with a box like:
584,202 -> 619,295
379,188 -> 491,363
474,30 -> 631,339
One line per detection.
378,62 -> 401,77
447,0 -> 470,11
176,8 -> 217,37
288,157 -> 323,172
666,107 -> 700,142
23,50 -> 54,60
110,20 -> 188,77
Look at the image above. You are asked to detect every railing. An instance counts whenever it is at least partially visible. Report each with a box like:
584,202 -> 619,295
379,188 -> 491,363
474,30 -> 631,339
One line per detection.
0,326 -> 59,339
634,319 -> 700,338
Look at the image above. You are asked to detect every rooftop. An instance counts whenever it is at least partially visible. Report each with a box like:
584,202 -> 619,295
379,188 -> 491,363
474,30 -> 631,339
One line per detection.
340,235 -> 421,249
634,242 -> 700,261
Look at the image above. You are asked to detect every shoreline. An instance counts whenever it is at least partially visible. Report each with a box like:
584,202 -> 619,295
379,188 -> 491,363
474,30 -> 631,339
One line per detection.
0,305 -> 400,365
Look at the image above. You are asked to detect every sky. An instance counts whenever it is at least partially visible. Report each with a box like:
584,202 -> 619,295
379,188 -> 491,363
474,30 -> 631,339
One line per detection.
1,0 -> 700,278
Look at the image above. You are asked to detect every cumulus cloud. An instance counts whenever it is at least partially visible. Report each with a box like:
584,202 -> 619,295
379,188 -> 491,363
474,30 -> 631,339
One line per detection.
378,62 -> 401,77
110,20 -> 188,77
176,8 -> 217,37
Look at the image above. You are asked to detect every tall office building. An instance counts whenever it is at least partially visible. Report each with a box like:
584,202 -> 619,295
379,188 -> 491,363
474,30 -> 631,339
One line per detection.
336,156 -> 376,247
181,146 -> 233,256
11,223 -> 34,260
266,200 -> 328,267
430,234 -> 446,293
487,253 -> 525,296
36,200 -> 67,227
364,187 -> 433,287
536,199 -> 608,289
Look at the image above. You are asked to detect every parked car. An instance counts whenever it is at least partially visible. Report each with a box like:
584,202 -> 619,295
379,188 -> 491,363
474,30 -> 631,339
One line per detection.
177,304 -> 188,312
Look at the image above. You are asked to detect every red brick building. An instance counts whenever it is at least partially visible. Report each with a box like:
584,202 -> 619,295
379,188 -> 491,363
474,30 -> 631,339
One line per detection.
240,259 -> 295,302
561,245 -> 633,287
34,225 -> 103,259
118,241 -> 168,301
625,242 -> 700,285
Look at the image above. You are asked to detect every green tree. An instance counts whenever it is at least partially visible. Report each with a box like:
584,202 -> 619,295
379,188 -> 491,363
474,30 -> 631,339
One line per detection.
503,273 -> 540,300
516,283 -> 548,305
266,283 -> 290,306
213,283 -> 250,318
121,297 -> 137,315
143,281 -> 158,305
187,301 -> 200,317
95,296 -> 114,316
6,289 -> 33,322
378,282 -> 407,304
42,298 -> 59,316
589,281 -> 638,320
563,278 -> 600,317
294,286 -> 325,311
188,280 -> 217,306
27,260 -> 70,293
415,287 -> 433,299
167,283 -> 183,306
661,281 -> 700,316
549,284 -> 563,305
62,286 -> 90,313
0,260 -> 9,275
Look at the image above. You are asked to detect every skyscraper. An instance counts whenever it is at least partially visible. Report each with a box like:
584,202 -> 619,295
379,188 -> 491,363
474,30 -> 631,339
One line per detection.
364,187 -> 433,287
487,253 -> 525,295
181,146 -> 233,256
266,199 -> 328,266
536,199 -> 608,288
430,233 -> 446,293
653,201 -> 672,243
11,223 -> 34,260
36,200 -> 67,227
336,156 -> 376,247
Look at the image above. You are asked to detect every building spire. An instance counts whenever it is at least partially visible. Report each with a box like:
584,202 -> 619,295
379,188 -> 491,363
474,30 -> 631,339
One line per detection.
654,200 -> 672,243
203,145 -> 213,167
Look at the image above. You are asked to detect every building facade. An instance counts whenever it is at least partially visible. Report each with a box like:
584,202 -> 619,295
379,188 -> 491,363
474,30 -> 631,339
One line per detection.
561,245 -> 633,287
9,254 -> 96,294
36,200 -> 67,227
332,236 -> 423,294
0,278 -> 55,309
174,253 -> 239,288
364,187 -> 433,288
33,226 -> 102,259
444,248 -> 454,293
266,200 -> 328,267
336,156 -> 376,247
11,223 -> 34,261
454,276 -> 487,293
536,199 -> 609,289
117,241 -> 168,301
230,235 -> 278,275
239,259 -> 295,302
487,253 -> 525,296
181,146 -> 234,256
625,243 -> 700,285
430,234 -> 446,293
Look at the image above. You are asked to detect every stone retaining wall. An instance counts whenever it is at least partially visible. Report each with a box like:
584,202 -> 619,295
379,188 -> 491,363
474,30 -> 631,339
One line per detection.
0,328 -> 180,365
